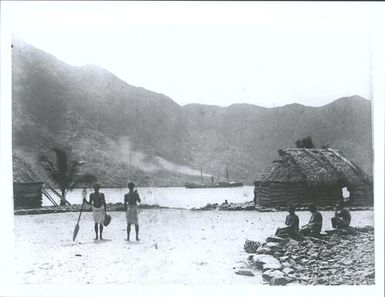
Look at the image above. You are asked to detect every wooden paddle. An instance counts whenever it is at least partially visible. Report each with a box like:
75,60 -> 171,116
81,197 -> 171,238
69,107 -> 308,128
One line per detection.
73,200 -> 86,241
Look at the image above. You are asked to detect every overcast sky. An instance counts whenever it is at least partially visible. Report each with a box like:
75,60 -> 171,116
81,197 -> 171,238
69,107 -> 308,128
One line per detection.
4,1 -> 378,107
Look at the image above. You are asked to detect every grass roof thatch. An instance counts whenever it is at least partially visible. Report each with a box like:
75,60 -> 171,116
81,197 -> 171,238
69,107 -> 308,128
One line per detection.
256,148 -> 370,187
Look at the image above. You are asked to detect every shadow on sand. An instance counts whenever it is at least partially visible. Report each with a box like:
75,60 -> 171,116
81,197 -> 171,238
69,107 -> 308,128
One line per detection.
93,239 -> 112,244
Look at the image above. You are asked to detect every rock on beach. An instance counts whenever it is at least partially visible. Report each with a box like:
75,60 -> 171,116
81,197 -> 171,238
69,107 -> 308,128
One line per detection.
250,254 -> 281,269
235,270 -> 255,277
244,226 -> 375,285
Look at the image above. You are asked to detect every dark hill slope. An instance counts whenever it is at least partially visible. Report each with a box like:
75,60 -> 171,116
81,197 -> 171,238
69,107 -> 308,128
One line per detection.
12,39 -> 372,186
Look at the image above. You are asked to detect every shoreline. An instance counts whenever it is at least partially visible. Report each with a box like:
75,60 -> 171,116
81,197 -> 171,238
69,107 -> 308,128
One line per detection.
13,203 -> 180,215
14,201 -> 374,215
56,184 -> 255,189
193,201 -> 373,212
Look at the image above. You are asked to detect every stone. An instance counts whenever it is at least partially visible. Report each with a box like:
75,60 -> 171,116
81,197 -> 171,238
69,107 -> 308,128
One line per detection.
287,239 -> 299,246
296,265 -> 307,273
235,270 -> 255,277
364,271 -> 375,278
283,267 -> 295,275
201,204 -> 213,210
288,259 -> 297,266
256,246 -> 272,255
253,254 -> 281,267
266,236 -> 289,244
262,263 -> 283,271
262,269 -> 285,281
310,252 -> 320,259
265,242 -> 281,249
279,256 -> 289,261
331,263 -> 341,268
281,261 -> 293,268
273,250 -> 285,257
339,258 -> 354,266
287,280 -> 302,286
299,275 -> 310,281
270,276 -> 288,286
300,240 -> 312,247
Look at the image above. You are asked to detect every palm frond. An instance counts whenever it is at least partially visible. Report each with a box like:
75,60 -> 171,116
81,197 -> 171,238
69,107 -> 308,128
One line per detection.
39,147 -> 97,197
39,155 -> 60,183
39,155 -> 55,172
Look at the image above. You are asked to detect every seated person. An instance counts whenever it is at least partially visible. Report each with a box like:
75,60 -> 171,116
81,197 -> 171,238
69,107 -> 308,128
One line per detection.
275,204 -> 299,238
331,201 -> 351,229
299,204 -> 323,236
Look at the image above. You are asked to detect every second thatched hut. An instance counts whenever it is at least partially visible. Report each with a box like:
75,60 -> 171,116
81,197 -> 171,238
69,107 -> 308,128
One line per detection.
254,148 -> 372,207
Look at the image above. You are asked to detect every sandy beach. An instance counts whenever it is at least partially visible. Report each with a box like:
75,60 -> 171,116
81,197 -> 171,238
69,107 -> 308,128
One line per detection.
14,209 -> 373,285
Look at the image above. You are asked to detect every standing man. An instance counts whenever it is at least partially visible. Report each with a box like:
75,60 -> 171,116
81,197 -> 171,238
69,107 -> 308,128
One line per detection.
84,183 -> 107,240
299,204 -> 323,236
124,182 -> 141,241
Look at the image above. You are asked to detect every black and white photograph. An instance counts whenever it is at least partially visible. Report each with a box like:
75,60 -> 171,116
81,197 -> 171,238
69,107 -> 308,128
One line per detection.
0,1 -> 384,297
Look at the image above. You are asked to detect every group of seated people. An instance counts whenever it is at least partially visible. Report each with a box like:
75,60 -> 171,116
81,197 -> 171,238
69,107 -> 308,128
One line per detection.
275,201 -> 351,238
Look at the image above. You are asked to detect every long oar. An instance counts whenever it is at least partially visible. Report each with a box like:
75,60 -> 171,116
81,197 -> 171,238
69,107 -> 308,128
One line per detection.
73,200 -> 86,241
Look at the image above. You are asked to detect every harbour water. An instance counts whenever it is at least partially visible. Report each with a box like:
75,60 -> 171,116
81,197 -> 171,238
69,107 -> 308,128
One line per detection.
43,186 -> 255,209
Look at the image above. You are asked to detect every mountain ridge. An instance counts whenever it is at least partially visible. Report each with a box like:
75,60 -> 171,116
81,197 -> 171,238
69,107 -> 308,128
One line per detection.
12,39 -> 372,187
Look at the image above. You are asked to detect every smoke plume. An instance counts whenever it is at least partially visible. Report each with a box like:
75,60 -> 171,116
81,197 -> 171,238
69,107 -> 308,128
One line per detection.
113,137 -> 211,177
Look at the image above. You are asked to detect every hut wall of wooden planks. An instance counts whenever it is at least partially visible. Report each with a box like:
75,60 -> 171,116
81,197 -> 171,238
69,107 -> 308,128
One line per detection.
255,148 -> 373,207
13,182 -> 43,209
349,184 -> 373,206
256,182 -> 343,207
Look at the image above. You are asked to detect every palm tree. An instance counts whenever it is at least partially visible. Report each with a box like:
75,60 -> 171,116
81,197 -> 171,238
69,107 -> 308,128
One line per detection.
39,147 -> 97,205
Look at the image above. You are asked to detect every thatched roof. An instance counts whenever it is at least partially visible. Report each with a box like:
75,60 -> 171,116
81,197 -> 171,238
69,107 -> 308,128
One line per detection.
256,148 -> 370,187
13,153 -> 42,183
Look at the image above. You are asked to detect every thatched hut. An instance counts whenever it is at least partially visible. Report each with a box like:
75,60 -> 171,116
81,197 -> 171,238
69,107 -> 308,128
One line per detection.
13,182 -> 43,209
255,148 -> 372,207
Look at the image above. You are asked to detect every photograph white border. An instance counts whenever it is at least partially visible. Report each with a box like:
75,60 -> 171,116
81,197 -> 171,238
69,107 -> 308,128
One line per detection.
1,2 -> 384,297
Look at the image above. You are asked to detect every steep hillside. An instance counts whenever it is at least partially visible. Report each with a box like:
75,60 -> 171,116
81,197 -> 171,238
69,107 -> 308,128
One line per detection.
12,39 -> 372,186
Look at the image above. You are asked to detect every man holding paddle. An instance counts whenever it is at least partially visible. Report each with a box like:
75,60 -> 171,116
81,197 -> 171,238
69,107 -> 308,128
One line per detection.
84,183 -> 107,240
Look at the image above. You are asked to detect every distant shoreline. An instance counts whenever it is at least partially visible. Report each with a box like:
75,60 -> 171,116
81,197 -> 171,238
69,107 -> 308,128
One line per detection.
14,203 -> 180,215
66,185 -> 255,189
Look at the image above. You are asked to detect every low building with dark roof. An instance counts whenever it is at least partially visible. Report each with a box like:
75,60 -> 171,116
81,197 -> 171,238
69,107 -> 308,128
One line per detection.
13,182 -> 44,209
254,148 -> 372,207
